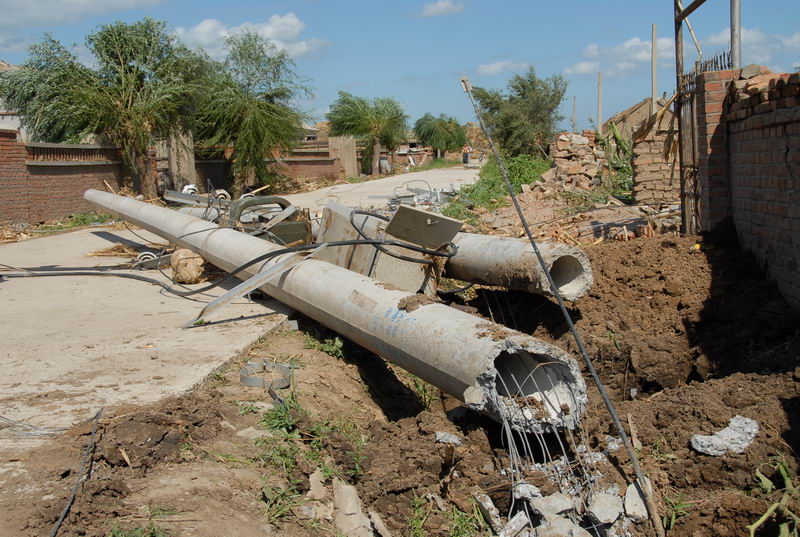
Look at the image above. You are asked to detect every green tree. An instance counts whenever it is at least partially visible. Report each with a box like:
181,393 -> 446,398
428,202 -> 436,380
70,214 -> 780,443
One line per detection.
473,67 -> 567,156
0,18 -> 207,199
195,31 -> 307,194
326,91 -> 408,175
413,113 -> 467,159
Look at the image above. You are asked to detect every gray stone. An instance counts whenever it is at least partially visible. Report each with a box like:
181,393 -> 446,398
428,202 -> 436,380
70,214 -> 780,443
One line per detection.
530,493 -> 574,516
252,401 -> 274,412
500,511 -> 530,537
541,168 -> 557,182
307,468 -> 327,501
369,510 -> 394,537
690,415 -> 759,456
624,478 -> 651,522
534,514 -> 593,537
474,492 -> 503,533
570,134 -> 590,145
333,478 -> 373,537
434,431 -> 463,446
740,64 -> 761,79
588,492 -> 622,525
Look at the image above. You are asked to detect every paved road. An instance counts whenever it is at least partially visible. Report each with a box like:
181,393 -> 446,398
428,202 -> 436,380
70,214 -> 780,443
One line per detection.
0,226 -> 288,447
283,165 -> 480,215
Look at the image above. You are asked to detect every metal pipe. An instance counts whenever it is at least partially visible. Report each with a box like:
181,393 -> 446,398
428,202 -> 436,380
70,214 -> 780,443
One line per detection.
445,233 -> 594,302
84,190 -> 587,432
676,0 -> 708,23
730,0 -> 741,68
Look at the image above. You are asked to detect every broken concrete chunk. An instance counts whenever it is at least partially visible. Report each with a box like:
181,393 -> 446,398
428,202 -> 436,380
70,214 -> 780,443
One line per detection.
333,478 -> 373,537
623,478 -> 652,522
235,426 -> 272,440
307,468 -> 327,501
690,415 -> 759,456
534,514 -> 593,537
474,492 -> 504,533
530,493 -> 574,516
434,431 -> 463,446
570,134 -> 590,146
170,248 -> 205,284
588,492 -> 622,525
499,511 -> 530,537
513,482 -> 543,501
369,510 -> 394,537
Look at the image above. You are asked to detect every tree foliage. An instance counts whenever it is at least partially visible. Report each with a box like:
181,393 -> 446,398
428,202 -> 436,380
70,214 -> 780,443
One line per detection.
0,18 -> 206,198
326,91 -> 407,174
196,31 -> 307,193
413,113 -> 467,158
473,67 -> 567,156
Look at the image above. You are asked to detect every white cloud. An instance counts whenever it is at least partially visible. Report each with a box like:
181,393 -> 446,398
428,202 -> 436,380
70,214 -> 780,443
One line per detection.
563,35 -> 674,77
421,0 -> 463,17
707,27 -> 800,68
477,59 -> 528,76
0,0 -> 161,29
564,61 -> 598,75
175,13 -> 327,58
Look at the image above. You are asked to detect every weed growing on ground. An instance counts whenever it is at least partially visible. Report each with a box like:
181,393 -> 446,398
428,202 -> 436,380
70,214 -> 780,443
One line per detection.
304,334 -> 345,359
147,505 -> 179,518
447,505 -> 485,537
748,457 -> 799,537
261,481 -> 302,524
662,494 -> 696,531
255,437 -> 299,473
260,392 -> 302,432
409,496 -> 430,537
37,212 -> 115,233
237,401 -> 259,415
442,154 -> 549,223
411,375 -> 435,410
109,523 -> 168,537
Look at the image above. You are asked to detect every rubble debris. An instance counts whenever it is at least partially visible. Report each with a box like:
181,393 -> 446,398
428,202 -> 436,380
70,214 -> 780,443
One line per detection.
512,482 -> 543,501
624,478 -> 652,522
474,491 -> 504,533
534,514 -> 593,537
434,431 -> 463,446
333,478 -> 373,537
587,492 -> 623,525
499,511 -> 530,537
690,415 -> 759,456
234,426 -> 272,441
538,131 -> 608,192
170,248 -> 205,284
529,492 -> 575,517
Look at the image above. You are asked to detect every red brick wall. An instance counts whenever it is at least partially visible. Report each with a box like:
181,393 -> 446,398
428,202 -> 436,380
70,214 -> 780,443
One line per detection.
0,130 -> 125,224
724,71 -> 800,310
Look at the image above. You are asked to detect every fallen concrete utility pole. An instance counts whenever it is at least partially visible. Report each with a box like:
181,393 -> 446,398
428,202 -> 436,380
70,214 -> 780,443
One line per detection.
445,233 -> 594,301
85,189 -> 586,432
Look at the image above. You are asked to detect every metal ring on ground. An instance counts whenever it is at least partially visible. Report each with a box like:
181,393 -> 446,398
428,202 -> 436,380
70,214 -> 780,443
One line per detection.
239,361 -> 292,390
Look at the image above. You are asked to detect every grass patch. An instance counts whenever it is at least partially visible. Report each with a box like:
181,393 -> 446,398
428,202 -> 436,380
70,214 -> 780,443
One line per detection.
109,523 -> 168,537
448,505 -> 486,537
147,505 -> 180,518
409,496 -> 430,537
442,154 -> 550,223
261,481 -> 302,524
36,212 -> 115,233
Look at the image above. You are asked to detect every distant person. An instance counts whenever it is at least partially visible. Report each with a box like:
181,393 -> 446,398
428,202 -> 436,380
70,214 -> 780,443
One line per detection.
462,143 -> 472,165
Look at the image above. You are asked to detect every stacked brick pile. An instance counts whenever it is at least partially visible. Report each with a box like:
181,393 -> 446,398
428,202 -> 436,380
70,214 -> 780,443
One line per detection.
539,130 -> 608,191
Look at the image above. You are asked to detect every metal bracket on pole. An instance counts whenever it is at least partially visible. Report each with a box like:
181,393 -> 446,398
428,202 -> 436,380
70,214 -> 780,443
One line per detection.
183,244 -> 328,328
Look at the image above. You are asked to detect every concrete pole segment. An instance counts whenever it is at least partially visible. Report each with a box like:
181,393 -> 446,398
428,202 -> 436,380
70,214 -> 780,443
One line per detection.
85,190 -> 587,432
445,233 -> 594,301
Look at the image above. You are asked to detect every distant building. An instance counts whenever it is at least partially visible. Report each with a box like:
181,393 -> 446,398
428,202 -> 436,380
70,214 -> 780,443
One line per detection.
302,123 -> 319,142
604,96 -> 674,142
0,61 -> 23,136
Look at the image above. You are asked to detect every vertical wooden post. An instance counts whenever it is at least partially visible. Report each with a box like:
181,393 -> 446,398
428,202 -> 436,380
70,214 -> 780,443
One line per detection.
597,72 -> 603,136
651,24 -> 657,115
675,1 -> 688,233
571,96 -> 577,133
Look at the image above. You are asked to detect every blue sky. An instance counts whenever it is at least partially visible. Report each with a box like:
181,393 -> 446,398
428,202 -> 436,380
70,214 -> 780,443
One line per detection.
1,0 -> 798,131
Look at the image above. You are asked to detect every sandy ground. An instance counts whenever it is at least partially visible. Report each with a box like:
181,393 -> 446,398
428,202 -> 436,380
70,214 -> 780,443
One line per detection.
282,166 -> 479,214
0,225 -> 289,449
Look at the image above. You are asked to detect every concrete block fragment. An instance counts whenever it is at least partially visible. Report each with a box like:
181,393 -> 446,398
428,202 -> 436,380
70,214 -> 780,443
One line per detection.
434,431 -> 463,446
690,415 -> 759,456
624,478 -> 652,522
587,492 -> 622,525
474,492 -> 503,533
333,478 -> 373,537
499,511 -> 530,537
534,514 -> 593,537
530,493 -> 574,516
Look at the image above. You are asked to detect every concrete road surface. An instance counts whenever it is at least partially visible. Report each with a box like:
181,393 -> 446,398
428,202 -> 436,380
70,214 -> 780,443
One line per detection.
283,165 -> 480,214
0,226 -> 287,448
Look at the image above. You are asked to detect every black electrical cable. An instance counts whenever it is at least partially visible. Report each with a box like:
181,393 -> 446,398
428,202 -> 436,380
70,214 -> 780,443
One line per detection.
348,209 -> 458,265
1,238 -> 456,298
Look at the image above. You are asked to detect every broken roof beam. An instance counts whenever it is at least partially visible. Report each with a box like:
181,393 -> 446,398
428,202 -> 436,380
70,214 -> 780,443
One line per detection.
84,189 -> 586,432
